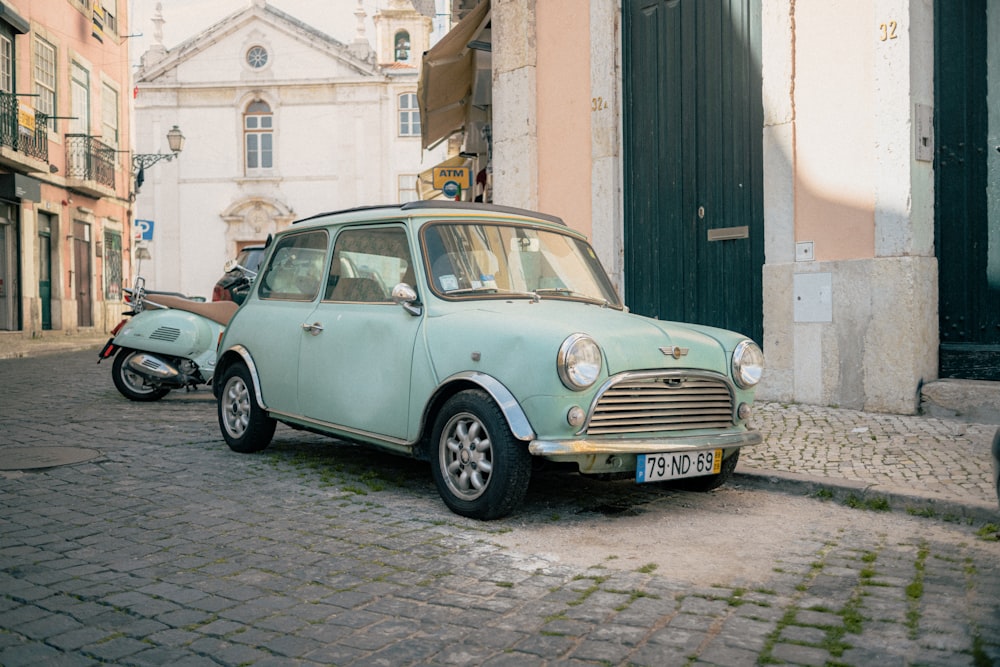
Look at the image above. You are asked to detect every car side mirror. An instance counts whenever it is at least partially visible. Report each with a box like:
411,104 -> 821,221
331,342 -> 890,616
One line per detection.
391,283 -> 421,316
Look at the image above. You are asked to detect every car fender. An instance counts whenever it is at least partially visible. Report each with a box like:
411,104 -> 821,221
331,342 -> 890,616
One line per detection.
431,371 -> 536,442
215,345 -> 267,410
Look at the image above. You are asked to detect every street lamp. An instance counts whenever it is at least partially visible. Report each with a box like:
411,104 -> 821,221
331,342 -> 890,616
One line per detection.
132,125 -> 185,190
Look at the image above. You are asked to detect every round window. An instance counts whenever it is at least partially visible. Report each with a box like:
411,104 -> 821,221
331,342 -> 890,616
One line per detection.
246,46 -> 268,69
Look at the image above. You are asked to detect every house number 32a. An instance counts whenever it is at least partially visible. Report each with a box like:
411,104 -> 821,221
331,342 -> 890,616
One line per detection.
879,20 -> 898,41
591,96 -> 609,112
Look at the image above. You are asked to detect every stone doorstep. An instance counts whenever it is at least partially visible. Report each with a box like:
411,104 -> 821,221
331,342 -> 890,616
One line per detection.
920,379 -> 1000,425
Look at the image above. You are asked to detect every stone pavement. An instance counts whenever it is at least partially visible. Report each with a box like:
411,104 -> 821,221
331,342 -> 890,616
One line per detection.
0,341 -> 998,666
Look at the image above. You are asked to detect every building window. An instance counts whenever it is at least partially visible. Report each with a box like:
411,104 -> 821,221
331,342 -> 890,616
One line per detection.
0,36 -> 11,94
33,38 -> 57,130
102,83 -> 118,147
246,46 -> 268,69
70,62 -> 90,135
244,101 -> 273,172
394,31 -> 411,62
398,93 -> 420,137
398,174 -> 417,203
104,230 -> 122,300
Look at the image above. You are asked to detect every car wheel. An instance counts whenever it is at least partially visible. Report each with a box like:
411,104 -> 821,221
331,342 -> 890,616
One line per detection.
430,389 -> 532,520
111,349 -> 171,401
217,363 -> 276,453
670,449 -> 740,492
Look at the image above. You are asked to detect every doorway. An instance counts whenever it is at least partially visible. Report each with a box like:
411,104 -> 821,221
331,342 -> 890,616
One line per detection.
935,0 -> 1000,379
0,205 -> 18,331
622,0 -> 764,343
73,221 -> 93,328
38,211 -> 53,330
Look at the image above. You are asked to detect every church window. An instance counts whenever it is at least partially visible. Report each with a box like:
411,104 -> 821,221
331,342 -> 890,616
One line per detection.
398,93 -> 420,137
246,46 -> 268,69
244,101 -> 273,172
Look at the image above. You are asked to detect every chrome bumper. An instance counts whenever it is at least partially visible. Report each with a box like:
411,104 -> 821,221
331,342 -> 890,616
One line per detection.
528,430 -> 761,457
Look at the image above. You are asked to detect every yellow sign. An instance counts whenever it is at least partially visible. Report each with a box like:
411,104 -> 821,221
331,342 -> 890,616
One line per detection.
432,166 -> 472,190
18,104 -> 35,133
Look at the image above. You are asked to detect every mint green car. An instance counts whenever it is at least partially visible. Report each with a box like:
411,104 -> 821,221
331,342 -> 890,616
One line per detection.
214,202 -> 763,519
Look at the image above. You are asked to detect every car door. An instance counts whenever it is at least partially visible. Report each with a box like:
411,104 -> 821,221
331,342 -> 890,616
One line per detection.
297,225 -> 423,442
246,229 -> 329,416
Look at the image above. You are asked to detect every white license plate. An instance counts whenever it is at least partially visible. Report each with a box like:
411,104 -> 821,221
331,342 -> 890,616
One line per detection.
636,449 -> 723,483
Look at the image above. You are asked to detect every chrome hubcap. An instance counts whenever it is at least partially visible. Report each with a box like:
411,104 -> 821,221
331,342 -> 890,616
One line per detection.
441,413 -> 493,501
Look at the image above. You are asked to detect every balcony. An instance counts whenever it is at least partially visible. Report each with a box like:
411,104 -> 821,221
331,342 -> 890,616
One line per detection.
65,134 -> 117,198
0,92 -> 49,173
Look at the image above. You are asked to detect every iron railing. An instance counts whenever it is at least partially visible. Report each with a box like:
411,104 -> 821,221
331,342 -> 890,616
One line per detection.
65,134 -> 116,189
0,92 -> 49,162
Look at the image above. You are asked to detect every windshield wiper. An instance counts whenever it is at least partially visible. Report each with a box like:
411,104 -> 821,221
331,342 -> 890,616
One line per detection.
534,288 -> 611,307
447,287 -> 541,301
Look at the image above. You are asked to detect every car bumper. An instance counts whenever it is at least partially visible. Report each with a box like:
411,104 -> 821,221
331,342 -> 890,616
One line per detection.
529,429 -> 761,457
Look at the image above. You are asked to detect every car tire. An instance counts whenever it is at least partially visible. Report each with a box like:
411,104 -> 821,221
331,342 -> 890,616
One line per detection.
217,363 -> 276,453
670,449 -> 740,492
430,389 -> 532,520
111,349 -> 171,402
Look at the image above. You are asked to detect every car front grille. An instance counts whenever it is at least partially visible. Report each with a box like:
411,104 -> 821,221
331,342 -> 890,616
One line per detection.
584,371 -> 735,435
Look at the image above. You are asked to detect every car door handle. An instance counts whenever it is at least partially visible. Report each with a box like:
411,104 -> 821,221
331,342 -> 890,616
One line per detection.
301,322 -> 324,336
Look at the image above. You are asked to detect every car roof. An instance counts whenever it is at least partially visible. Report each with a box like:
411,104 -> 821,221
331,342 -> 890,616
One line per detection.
291,201 -> 570,232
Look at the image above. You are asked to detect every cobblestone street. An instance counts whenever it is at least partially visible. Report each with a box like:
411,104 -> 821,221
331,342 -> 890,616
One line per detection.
1,350 -> 999,666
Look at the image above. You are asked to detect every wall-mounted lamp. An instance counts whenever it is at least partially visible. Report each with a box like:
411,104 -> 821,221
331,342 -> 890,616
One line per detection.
132,125 -> 185,191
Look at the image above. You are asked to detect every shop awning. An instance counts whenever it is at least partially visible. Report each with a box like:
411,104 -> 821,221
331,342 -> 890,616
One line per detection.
417,0 -> 491,150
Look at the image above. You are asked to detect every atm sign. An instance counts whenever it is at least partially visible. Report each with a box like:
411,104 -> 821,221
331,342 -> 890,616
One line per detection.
432,167 -> 472,190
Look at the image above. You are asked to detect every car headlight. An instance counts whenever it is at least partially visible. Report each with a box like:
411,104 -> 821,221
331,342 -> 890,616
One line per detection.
558,334 -> 602,390
732,339 -> 764,388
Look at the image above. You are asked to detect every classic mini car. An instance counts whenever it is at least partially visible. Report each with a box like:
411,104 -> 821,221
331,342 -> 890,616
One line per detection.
213,202 -> 764,519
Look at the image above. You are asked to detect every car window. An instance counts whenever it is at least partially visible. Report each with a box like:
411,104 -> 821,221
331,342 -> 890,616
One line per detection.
324,227 -> 413,303
422,222 -> 622,306
258,231 -> 328,301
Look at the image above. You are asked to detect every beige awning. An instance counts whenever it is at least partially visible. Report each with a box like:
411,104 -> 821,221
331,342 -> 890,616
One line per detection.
417,0 -> 491,150
417,155 -> 472,200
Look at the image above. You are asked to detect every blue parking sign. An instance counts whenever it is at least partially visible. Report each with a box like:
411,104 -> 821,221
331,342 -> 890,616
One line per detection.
135,219 -> 154,241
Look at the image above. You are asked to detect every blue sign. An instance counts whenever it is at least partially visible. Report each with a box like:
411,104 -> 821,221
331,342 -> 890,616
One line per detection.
135,219 -> 154,241
441,181 -> 460,199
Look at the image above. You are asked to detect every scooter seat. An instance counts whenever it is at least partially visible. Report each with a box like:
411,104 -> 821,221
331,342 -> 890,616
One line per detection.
143,294 -> 240,326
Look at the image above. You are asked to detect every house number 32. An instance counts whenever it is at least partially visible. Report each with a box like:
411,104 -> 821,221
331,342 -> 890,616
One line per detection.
879,20 -> 898,41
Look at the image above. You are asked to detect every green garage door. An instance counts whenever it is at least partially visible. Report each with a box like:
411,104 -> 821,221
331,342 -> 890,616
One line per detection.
935,0 -> 1000,380
623,0 -> 764,344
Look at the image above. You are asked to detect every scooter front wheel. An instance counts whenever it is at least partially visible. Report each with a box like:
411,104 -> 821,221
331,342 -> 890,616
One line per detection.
112,349 -> 171,402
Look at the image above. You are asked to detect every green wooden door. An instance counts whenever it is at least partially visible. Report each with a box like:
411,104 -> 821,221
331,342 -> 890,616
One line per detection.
935,0 -> 1000,379
623,0 -> 764,344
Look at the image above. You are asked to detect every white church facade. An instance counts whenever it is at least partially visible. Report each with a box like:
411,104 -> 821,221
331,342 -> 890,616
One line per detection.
133,0 -> 446,298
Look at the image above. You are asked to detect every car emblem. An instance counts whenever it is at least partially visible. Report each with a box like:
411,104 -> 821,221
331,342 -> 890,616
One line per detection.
660,346 -> 689,359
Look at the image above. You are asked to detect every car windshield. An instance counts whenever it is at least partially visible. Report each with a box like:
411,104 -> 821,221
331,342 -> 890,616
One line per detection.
422,221 -> 622,308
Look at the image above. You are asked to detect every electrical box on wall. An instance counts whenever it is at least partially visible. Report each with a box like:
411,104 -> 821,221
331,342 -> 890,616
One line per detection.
793,272 -> 833,323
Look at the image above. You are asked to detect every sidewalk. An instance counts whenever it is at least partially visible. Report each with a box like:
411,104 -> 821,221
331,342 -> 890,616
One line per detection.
3,331 -> 997,523
740,402 -> 999,525
0,331 -> 109,360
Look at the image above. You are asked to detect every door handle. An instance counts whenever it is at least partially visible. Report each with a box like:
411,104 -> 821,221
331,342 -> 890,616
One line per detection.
301,322 -> 324,336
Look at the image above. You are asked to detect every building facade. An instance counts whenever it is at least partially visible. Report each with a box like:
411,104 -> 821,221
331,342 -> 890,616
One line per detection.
133,0 -> 446,299
0,0 -> 133,342
426,0 -> 996,415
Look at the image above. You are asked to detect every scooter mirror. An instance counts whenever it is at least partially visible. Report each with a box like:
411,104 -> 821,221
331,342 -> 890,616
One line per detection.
224,259 -> 238,272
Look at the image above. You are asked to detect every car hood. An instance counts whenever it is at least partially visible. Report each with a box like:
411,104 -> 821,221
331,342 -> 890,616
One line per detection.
426,299 -> 742,377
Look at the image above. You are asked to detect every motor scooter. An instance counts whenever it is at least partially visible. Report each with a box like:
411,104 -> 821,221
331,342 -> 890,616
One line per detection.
98,271 -> 250,401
